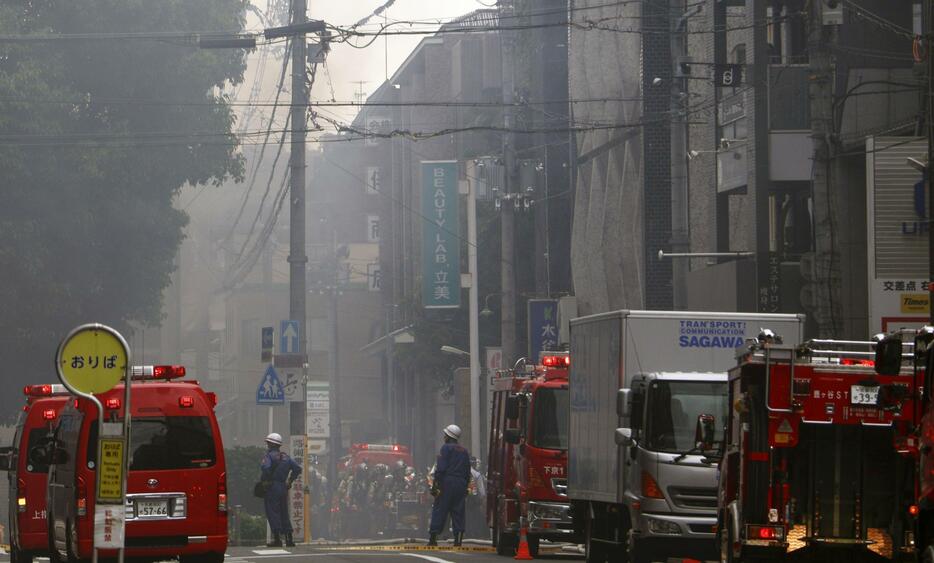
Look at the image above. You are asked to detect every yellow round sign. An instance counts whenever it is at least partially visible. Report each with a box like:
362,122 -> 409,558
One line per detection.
57,325 -> 129,394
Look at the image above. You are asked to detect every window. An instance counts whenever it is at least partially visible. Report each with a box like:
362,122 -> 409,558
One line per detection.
529,388 -> 569,450
645,381 -> 728,454
88,416 -> 216,470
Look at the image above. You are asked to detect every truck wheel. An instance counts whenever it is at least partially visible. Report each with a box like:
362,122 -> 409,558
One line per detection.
10,546 -> 33,563
720,525 -> 736,563
495,528 -> 516,556
527,536 -> 540,558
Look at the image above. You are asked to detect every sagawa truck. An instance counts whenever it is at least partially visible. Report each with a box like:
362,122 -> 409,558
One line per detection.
567,310 -> 805,563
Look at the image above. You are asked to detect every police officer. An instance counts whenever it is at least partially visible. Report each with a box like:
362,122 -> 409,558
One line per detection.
260,432 -> 302,547
428,424 -> 471,547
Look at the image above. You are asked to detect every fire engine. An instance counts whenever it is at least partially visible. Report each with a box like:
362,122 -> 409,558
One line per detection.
487,352 -> 577,557
718,331 -> 919,562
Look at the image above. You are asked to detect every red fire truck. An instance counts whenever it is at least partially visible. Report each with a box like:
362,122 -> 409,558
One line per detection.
718,332 -> 919,562
487,352 -> 578,557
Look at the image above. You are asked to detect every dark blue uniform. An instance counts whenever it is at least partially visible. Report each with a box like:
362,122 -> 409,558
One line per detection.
261,449 -> 302,534
429,442 -> 471,535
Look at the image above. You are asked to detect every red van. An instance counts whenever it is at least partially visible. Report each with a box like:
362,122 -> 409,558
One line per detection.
1,384 -> 70,563
45,366 -> 227,563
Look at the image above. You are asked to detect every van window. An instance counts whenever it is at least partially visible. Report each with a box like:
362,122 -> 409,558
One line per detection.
88,416 -> 216,470
26,428 -> 55,473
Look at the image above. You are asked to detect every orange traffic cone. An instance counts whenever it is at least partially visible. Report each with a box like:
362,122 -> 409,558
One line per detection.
514,518 -> 534,560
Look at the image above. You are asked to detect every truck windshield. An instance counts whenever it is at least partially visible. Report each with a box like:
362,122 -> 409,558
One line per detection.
530,388 -> 569,450
645,381 -> 727,454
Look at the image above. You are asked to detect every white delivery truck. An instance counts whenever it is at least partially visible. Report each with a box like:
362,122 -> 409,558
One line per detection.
568,310 -> 805,563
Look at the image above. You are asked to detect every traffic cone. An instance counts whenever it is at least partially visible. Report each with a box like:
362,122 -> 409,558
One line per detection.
514,517 -> 534,560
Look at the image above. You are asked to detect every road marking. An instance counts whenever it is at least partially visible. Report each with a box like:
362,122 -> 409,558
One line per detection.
251,549 -> 290,555
400,554 -> 456,563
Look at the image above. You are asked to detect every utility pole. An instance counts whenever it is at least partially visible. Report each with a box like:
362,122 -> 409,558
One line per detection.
808,0 -> 842,337
288,0 -> 308,367
499,0 -> 517,367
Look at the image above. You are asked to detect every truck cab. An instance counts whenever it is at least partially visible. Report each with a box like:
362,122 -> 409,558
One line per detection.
616,372 -> 727,561
487,352 -> 577,556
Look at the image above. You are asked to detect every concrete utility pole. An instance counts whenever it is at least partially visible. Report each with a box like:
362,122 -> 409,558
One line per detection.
288,0 -> 308,367
499,0 -> 517,367
808,0 -> 842,337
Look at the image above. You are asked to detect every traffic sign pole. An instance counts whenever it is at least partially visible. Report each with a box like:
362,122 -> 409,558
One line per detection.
54,324 -> 131,563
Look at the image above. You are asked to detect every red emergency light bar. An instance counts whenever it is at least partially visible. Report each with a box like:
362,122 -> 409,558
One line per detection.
130,365 -> 187,380
23,384 -> 67,397
541,355 -> 570,368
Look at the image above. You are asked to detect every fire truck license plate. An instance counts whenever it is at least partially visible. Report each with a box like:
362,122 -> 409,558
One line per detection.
136,500 -> 168,517
850,385 -> 879,405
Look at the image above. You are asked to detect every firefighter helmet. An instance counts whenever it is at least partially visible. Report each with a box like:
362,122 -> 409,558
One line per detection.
443,424 -> 462,440
265,432 -> 283,446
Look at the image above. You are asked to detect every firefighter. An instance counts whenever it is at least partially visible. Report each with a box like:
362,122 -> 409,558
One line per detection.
428,424 -> 471,547
260,432 -> 302,547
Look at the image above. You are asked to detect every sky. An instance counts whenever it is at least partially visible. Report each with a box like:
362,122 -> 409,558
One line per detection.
239,0 -> 486,126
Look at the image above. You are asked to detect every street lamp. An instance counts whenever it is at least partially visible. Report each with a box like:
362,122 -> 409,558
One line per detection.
440,345 -> 470,357
479,293 -> 501,318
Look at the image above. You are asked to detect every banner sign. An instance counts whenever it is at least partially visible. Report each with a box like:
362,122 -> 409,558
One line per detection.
421,161 -> 461,308
527,299 -> 559,361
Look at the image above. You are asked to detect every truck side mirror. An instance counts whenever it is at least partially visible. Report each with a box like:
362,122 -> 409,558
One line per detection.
0,446 -> 13,471
504,428 -> 521,444
615,427 -> 634,447
505,395 -> 520,421
694,414 -> 716,450
875,335 -> 903,376
617,388 -> 632,418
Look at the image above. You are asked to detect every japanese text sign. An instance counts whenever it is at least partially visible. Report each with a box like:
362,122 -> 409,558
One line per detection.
97,437 -> 125,503
56,324 -> 129,394
528,299 -> 559,360
421,161 -> 461,308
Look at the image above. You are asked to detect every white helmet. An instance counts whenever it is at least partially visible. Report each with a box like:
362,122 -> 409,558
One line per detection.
443,424 -> 461,440
265,432 -> 283,446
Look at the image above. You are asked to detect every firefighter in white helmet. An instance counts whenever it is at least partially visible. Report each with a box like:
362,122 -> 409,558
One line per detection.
428,424 -> 470,546
260,432 -> 302,547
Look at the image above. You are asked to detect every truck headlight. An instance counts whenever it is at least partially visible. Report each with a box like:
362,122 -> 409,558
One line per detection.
646,517 -> 681,535
528,502 -> 568,521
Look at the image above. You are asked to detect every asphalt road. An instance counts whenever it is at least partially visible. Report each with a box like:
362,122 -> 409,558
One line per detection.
0,542 -> 584,563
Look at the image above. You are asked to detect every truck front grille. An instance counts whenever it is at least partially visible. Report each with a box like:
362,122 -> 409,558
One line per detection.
668,486 -> 717,509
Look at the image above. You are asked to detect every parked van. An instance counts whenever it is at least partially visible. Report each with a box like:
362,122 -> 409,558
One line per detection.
0,384 -> 70,563
44,366 -> 227,563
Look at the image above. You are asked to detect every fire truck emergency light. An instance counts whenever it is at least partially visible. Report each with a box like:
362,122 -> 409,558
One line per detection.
541,355 -> 570,368
23,384 -> 67,397
131,365 -> 187,380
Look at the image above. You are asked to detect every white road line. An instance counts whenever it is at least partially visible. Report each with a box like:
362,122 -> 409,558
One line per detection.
400,553 -> 456,563
251,549 -> 291,555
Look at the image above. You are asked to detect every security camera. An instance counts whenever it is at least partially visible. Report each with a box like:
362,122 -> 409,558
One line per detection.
652,77 -> 663,86
719,138 -> 730,149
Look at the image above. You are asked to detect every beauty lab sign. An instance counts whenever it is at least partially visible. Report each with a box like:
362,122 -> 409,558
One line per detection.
421,161 -> 461,308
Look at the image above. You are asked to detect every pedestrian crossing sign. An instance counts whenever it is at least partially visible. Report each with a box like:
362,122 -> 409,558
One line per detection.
256,365 -> 285,405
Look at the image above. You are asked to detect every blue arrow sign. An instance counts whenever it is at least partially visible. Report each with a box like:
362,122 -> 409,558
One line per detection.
256,365 -> 285,406
280,320 -> 300,354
